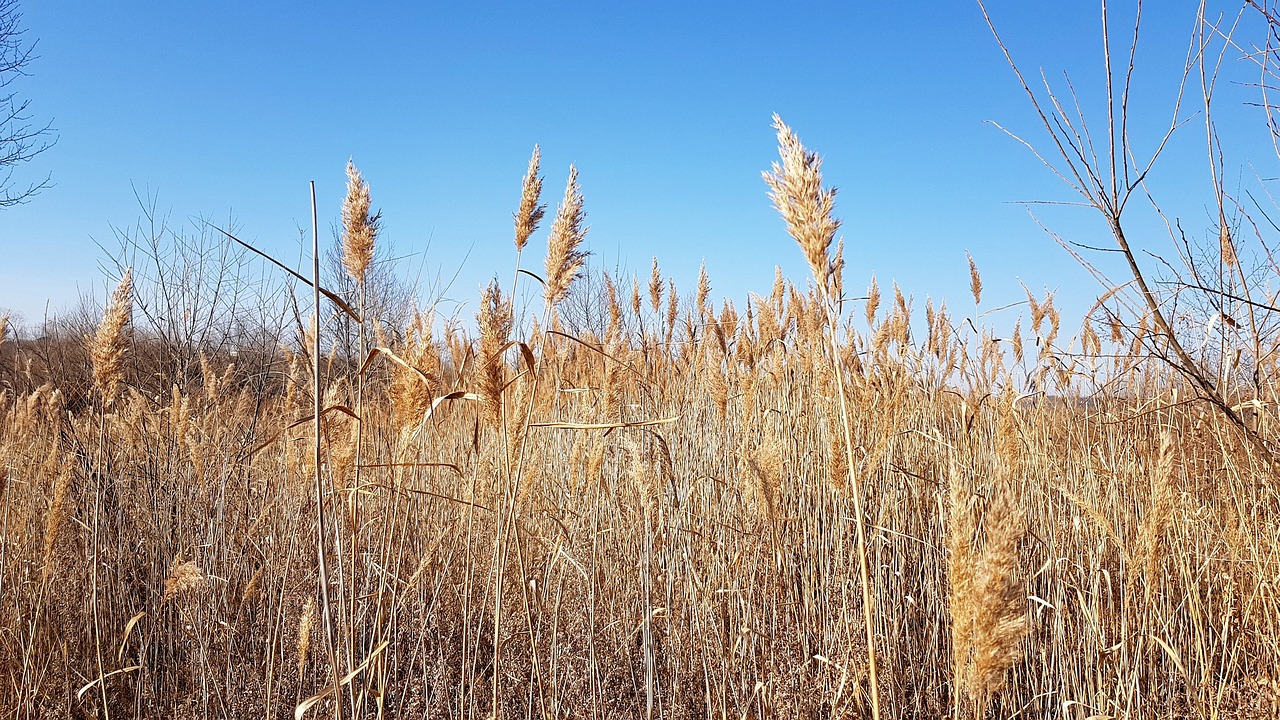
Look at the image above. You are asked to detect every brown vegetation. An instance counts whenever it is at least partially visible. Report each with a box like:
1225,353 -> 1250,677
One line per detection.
7,6 -> 1280,718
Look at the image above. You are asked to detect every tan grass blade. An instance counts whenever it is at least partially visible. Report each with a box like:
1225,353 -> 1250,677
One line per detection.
367,485 -> 492,511
357,462 -> 463,475
1151,633 -> 1188,680
294,640 -> 391,720
245,405 -> 361,458
118,612 -> 146,663
77,666 -> 142,702
358,347 -> 434,387
546,330 -> 642,377
212,225 -> 361,323
530,416 -> 679,429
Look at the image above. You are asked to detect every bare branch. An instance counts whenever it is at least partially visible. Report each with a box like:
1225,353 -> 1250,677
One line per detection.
0,0 -> 54,207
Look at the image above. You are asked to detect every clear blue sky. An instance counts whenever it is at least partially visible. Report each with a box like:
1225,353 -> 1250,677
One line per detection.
1,1 -> 1272,338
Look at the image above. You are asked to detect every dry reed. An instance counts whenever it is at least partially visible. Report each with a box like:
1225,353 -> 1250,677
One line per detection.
89,268 -> 133,405
341,159 -> 378,284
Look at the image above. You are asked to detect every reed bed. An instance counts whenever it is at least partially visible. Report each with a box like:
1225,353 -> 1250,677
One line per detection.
2,124 -> 1280,720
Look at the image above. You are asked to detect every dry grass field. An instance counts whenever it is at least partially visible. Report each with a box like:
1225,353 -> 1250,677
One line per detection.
7,7 -> 1280,713
2,116 -> 1280,720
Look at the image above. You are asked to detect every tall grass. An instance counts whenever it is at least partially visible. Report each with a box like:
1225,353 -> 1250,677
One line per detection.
3,150 -> 1278,719
5,15 -> 1280,714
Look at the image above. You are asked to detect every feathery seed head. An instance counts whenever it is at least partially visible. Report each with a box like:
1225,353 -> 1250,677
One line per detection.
544,166 -> 589,307
341,159 -> 380,284
770,266 -> 786,311
514,145 -> 546,252
1082,320 -> 1101,357
866,275 -> 881,327
666,278 -> 679,337
630,277 -> 642,318
648,257 -> 662,313
297,596 -> 315,681
162,558 -> 208,603
967,252 -> 983,306
741,435 -> 782,524
948,469 -> 1028,712
1011,318 -> 1024,365
91,268 -> 134,406
696,261 -> 711,319
1220,223 -> 1237,268
477,280 -> 513,425
763,114 -> 843,305
603,272 -> 622,338
41,461 -> 73,583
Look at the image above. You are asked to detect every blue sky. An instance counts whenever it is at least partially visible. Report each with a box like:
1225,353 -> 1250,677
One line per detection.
1,1 -> 1272,339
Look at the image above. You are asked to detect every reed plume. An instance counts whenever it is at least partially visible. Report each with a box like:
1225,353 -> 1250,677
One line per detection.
630,277 -> 642,318
648,257 -> 662,313
665,278 -> 679,345
477,280 -> 513,425
162,558 -> 208,603
967,253 -> 983,306
866,275 -> 881,327
341,159 -> 380,284
90,268 -> 133,405
40,459 -> 72,583
297,596 -> 315,681
544,166 -> 589,307
763,114 -> 844,304
948,469 -> 1028,717
742,435 -> 782,525
389,308 -> 440,428
514,145 -> 546,252
604,271 -> 622,336
696,262 -> 711,320
1135,427 -> 1177,598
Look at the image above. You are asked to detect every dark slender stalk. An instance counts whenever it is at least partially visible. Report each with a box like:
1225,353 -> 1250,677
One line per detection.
310,181 -> 342,719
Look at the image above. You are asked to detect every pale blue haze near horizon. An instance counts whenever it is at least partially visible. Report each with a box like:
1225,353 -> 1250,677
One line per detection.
0,1 -> 1272,339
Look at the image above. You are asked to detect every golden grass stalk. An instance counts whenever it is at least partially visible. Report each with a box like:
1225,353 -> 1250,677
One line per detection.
648,257 -> 662,314
298,596 -> 316,682
161,558 -> 208,604
40,461 -> 72,584
341,159 -> 379,284
741,435 -> 782,525
90,268 -> 133,406
1136,427 -> 1177,598
866,275 -> 881,327
948,469 -> 1028,718
514,145 -> 546,252
763,114 -> 844,303
696,261 -> 711,320
477,280 -> 513,426
757,114 -> 880,712
764,114 -> 879,719
544,166 -> 589,307
967,253 -> 983,306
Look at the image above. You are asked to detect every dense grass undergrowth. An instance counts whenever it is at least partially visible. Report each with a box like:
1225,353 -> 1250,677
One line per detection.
9,22 -> 1280,713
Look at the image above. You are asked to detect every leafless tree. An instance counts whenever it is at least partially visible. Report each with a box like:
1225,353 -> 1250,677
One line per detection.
979,0 -> 1280,462
0,0 -> 54,207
